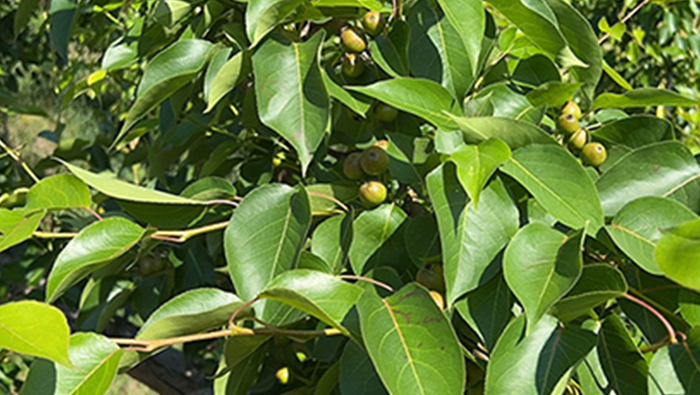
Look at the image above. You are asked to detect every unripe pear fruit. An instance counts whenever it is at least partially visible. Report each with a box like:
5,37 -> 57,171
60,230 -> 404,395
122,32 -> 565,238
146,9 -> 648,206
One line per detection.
362,11 -> 384,36
359,181 -> 386,207
341,27 -> 366,53
567,129 -> 588,151
557,113 -> 579,134
581,142 -> 607,167
360,146 -> 390,175
342,53 -> 365,78
343,152 -> 365,180
562,101 -> 582,119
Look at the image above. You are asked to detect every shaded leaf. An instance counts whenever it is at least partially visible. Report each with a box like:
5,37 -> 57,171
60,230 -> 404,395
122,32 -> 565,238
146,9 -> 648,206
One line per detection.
339,341 -> 388,395
593,88 -> 700,109
656,218 -> 700,291
592,115 -> 672,149
598,315 -> 649,395
449,138 -> 511,206
312,213 -> 353,273
551,264 -> 627,322
348,204 -> 407,274
450,116 -> 555,149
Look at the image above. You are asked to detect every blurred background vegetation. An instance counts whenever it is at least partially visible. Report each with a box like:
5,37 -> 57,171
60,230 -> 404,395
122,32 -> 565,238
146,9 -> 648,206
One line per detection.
0,0 -> 698,393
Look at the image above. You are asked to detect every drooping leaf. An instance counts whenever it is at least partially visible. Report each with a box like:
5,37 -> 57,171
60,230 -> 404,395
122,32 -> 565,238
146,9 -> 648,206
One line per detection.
20,333 -> 122,395
544,0 -> 602,99
656,218 -> 700,291
49,0 -> 78,59
0,301 -> 72,367
369,21 -> 409,77
0,209 -> 45,252
649,327 -> 700,394
513,55 -> 560,87
115,39 -> 213,145
504,224 -> 584,330
592,115 -> 672,148
246,0 -> 304,46
454,274 -> 513,350
77,277 -> 134,332
214,346 -> 266,395
137,288 -> 249,340
253,32 -> 329,174
450,116 -> 555,149
449,138 -> 511,206
205,50 -> 250,112
526,82 -> 583,108
347,77 -> 461,130
485,314 -> 597,395
608,197 -> 697,275
224,184 -> 311,320
25,174 -> 90,211
14,0 -> 41,37
465,83 -> 545,125
321,67 -> 372,117
312,213 -> 353,273
501,144 -> 604,232
348,204 -> 407,275
596,142 -> 700,216
407,0 -> 477,98
357,283 -> 465,395
46,217 -> 145,303
593,88 -> 700,109
427,167 -> 518,304
339,341 -> 388,395
61,161 -> 211,205
154,0 -> 192,27
550,264 -> 627,322
488,0 -> 585,68
597,315 -> 649,395
258,269 -> 363,335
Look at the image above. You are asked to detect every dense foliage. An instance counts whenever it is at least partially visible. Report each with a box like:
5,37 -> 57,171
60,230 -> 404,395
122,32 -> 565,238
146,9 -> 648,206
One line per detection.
1,0 -> 700,394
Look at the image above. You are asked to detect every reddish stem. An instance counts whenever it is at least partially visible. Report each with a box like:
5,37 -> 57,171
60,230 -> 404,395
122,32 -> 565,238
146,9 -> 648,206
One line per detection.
623,293 -> 678,344
338,275 -> 394,293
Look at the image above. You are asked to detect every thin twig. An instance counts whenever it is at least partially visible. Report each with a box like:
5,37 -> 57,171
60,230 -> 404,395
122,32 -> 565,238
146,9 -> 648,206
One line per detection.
622,293 -> 678,344
599,0 -> 650,44
0,137 -> 40,183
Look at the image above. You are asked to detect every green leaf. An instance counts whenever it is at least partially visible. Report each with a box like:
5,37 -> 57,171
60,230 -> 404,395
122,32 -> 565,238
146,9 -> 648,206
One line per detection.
154,0 -> 192,27
258,269 -> 363,335
321,68 -> 372,117
25,174 -> 90,211
526,82 -> 583,108
20,333 -> 122,395
544,0 -> 602,99
77,277 -> 134,332
14,0 -> 41,37
602,59 -> 633,91
488,0 -> 585,68
246,0 -> 303,46
306,183 -> 357,214
49,0 -> 78,59
592,115 -> 672,148
649,329 -> 700,394
357,283 -> 465,395
0,301 -> 72,367
348,204 -> 407,274
205,50 -> 250,113
608,197 -> 697,275
224,184 -> 311,321
656,218 -> 700,291
0,209 -> 45,252
501,144 -> 604,232
46,217 -> 145,303
598,315 -> 649,395
449,138 -> 511,206
115,39 -> 213,145
137,288 -> 248,340
214,346 -> 266,395
596,142 -> 700,216
253,32 -> 329,174
101,18 -> 147,71
407,0 -> 476,98
485,314 -> 597,395
347,77 -> 461,130
465,83 -> 545,125
180,177 -> 236,201
61,161 -> 210,205
450,116 -> 556,149
434,0 -> 483,76
339,341 -> 388,395
454,274 -> 513,350
312,213 -> 353,273
593,88 -> 700,110
218,336 -> 270,379
426,167 -> 518,304
512,55 -> 560,87
550,264 -> 627,322
504,224 -> 584,330
369,22 -> 409,77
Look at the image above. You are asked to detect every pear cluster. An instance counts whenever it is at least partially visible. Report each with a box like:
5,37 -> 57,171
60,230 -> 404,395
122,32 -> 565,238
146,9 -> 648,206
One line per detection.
557,101 -> 607,167
340,11 -> 385,79
343,141 -> 390,207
